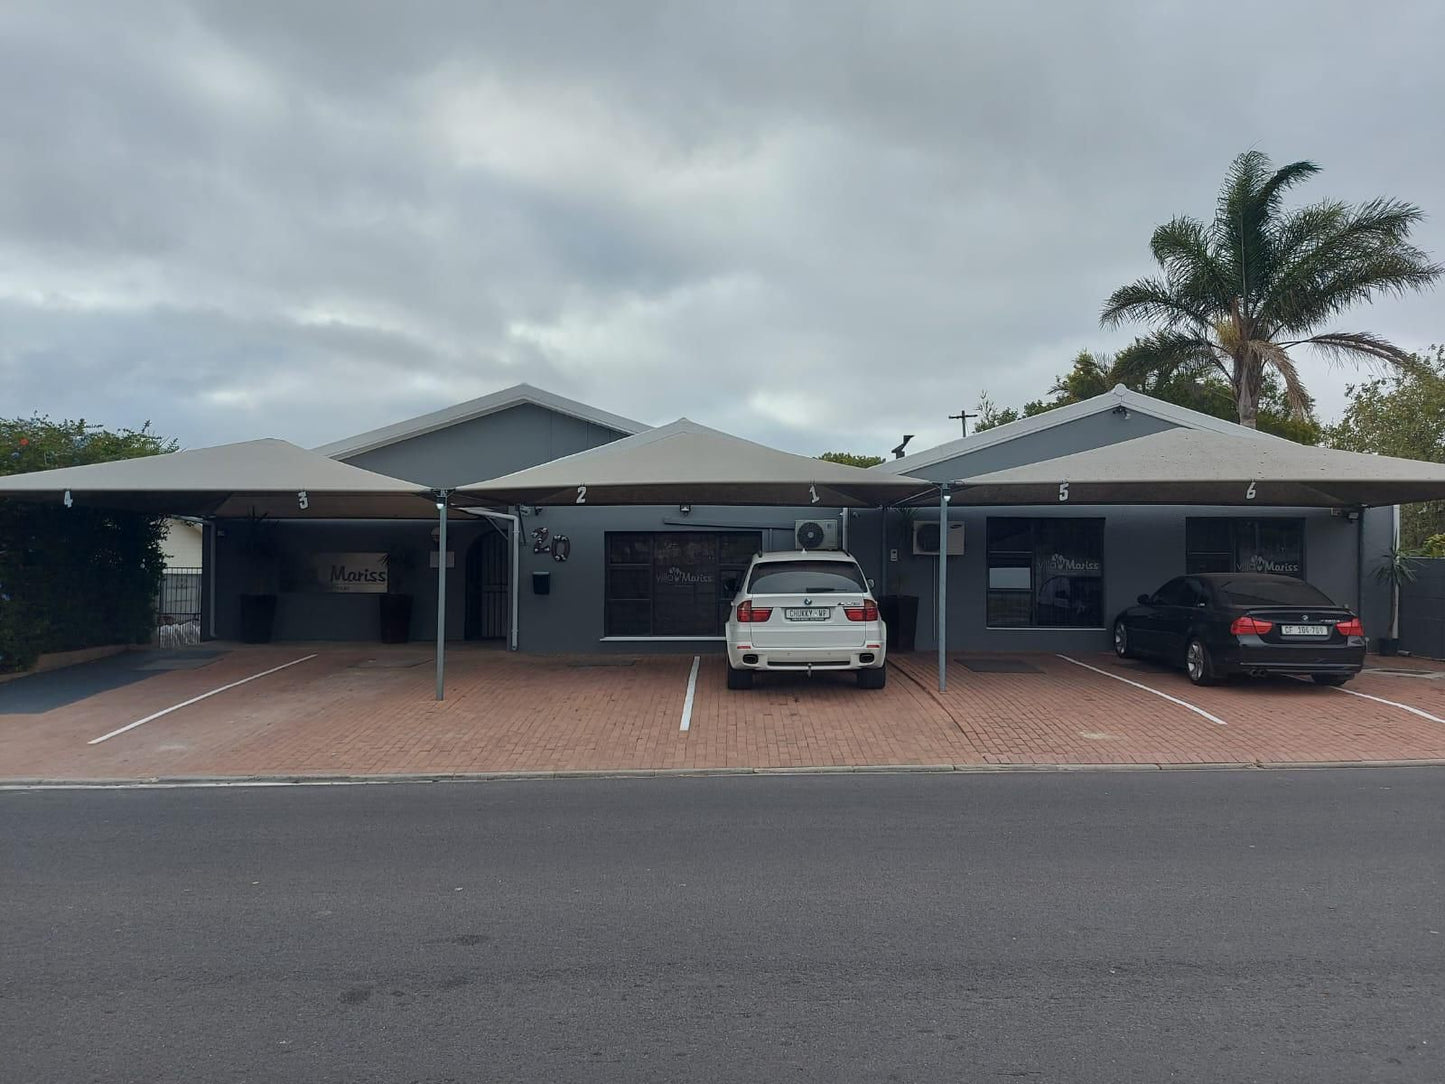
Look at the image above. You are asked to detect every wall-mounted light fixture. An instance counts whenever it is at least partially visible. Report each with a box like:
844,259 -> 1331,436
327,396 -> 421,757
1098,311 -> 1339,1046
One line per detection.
678,503 -> 692,515
1112,404 -> 1130,418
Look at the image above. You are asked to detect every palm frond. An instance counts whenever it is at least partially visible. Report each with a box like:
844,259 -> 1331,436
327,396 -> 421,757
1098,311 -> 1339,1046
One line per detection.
1100,279 -> 1212,330
1255,160 -> 1322,219
1114,331 -> 1224,384
1253,342 -> 1310,419
1262,198 -> 1441,330
1212,151 -> 1284,305
1289,330 -> 1420,370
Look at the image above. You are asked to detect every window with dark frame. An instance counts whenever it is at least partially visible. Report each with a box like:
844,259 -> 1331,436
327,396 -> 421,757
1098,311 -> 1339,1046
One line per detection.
985,518 -> 1105,628
605,531 -> 762,637
1185,518 -> 1305,578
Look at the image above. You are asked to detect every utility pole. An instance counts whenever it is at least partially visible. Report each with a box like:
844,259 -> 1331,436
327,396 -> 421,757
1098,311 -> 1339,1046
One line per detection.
948,408 -> 979,437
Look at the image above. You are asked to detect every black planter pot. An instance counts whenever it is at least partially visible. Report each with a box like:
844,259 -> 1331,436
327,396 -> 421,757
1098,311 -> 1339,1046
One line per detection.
379,594 -> 414,644
239,594 -> 278,644
879,594 -> 920,653
1377,637 -> 1401,657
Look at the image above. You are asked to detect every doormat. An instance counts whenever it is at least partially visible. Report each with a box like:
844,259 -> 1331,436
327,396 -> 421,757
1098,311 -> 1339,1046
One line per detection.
956,656 -> 1043,674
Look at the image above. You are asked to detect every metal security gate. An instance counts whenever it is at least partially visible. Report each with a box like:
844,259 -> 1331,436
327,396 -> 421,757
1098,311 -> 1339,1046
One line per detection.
156,567 -> 203,647
465,531 -> 510,640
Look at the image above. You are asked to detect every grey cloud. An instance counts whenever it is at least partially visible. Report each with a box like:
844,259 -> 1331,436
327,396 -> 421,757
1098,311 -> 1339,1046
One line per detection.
0,0 -> 1441,464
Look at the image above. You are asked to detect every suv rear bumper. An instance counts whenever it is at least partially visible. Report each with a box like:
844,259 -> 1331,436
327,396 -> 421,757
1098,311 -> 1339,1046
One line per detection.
726,645 -> 886,671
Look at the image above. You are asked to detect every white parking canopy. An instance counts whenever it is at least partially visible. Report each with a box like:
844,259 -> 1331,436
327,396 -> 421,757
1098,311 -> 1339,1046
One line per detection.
456,418 -> 934,508
950,428 -> 1445,508
0,437 -> 436,518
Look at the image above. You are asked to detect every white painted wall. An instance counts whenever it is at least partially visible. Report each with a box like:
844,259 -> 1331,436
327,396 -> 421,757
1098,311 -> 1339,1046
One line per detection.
161,519 -> 204,568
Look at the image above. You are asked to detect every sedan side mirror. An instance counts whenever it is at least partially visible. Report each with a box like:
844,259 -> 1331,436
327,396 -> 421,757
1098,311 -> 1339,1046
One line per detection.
867,578 -> 876,591
1137,593 -> 1152,605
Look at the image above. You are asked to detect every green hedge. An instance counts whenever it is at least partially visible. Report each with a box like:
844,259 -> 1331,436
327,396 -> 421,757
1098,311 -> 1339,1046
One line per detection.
0,418 -> 173,674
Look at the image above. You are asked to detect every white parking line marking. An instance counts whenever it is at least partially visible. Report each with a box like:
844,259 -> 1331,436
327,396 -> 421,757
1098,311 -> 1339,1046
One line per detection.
88,655 -> 319,745
1335,686 -> 1445,725
680,655 -> 701,732
1056,655 -> 1229,727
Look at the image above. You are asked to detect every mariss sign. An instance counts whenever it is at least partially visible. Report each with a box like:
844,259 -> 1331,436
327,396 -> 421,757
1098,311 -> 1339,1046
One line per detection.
310,552 -> 388,594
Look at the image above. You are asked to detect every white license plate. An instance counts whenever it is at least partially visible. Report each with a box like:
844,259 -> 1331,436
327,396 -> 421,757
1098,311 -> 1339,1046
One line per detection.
785,607 -> 832,621
1281,624 -> 1329,637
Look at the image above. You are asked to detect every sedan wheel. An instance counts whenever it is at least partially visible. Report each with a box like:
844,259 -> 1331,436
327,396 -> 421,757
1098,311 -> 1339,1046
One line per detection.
1113,621 -> 1132,659
1185,639 -> 1216,686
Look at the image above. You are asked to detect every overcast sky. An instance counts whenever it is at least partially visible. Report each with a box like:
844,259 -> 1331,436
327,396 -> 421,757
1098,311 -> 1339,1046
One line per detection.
2,1 -> 1441,461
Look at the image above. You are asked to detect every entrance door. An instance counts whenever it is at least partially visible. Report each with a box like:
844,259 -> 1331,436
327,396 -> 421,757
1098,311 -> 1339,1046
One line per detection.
465,530 -> 510,641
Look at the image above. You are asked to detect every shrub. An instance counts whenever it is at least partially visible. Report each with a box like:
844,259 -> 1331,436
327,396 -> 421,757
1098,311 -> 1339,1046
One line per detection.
0,418 -> 174,673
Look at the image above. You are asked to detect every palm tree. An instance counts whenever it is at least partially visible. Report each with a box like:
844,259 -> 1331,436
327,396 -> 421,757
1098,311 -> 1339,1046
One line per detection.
1101,151 -> 1441,428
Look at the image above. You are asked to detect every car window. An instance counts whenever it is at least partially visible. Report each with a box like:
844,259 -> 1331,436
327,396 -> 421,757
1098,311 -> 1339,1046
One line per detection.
1215,577 -> 1334,607
1152,578 -> 1188,605
1183,578 -> 1211,607
748,561 -> 865,594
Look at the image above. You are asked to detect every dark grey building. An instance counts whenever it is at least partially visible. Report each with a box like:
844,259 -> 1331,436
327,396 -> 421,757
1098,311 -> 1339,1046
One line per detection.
204,383 -> 1395,654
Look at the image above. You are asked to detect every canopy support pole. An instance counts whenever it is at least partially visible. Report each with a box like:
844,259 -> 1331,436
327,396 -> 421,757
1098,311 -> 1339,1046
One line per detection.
937,484 -> 949,693
435,491 -> 450,700
510,510 -> 520,651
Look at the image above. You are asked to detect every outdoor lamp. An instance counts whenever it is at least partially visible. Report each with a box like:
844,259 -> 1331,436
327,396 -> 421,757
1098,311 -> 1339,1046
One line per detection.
679,503 -> 692,515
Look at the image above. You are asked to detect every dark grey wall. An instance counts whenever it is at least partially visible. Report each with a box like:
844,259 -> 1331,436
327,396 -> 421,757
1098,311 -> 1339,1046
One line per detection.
342,403 -> 630,488
856,504 -> 1380,654
1399,557 -> 1445,659
1358,505 -> 1396,644
513,504 -> 840,653
211,518 -> 491,643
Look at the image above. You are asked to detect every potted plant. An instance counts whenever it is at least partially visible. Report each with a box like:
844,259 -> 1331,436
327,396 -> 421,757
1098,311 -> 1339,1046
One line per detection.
236,511 -> 281,643
1372,544 -> 1418,656
379,546 -> 417,644
878,506 -> 921,652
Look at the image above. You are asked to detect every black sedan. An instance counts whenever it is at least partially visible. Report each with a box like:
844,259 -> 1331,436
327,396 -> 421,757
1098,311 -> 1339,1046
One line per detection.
1113,573 -> 1365,686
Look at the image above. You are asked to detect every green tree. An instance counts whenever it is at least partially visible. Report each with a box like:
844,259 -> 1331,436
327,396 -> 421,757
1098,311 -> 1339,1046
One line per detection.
0,418 -> 175,672
974,347 -> 1322,442
1101,150 -> 1441,428
817,451 -> 885,469
1325,346 -> 1445,549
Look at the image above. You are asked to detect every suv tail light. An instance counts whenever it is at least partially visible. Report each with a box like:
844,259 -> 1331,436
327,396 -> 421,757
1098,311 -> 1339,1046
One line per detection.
735,600 -> 772,623
1230,615 -> 1274,636
1336,617 -> 1364,637
844,600 -> 880,622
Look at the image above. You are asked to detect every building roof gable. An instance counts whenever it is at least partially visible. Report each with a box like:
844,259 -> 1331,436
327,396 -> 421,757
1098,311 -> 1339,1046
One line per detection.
873,385 -> 1279,475
314,383 -> 648,460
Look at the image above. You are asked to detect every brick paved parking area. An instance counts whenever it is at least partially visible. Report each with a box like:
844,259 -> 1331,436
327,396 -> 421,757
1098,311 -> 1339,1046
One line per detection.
3,644 -> 1445,782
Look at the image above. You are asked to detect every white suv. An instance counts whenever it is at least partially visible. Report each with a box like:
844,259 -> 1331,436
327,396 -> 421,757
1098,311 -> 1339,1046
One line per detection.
725,551 -> 887,690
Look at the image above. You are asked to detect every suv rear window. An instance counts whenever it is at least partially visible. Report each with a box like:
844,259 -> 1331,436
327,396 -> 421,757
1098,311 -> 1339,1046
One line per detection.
1215,577 -> 1333,607
748,561 -> 865,594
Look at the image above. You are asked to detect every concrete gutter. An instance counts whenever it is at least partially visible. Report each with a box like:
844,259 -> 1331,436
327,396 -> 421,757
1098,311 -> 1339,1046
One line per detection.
4,760 -> 1445,788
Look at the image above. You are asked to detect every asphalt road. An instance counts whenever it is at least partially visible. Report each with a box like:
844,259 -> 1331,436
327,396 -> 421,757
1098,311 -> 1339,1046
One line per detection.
3,771 -> 1443,1083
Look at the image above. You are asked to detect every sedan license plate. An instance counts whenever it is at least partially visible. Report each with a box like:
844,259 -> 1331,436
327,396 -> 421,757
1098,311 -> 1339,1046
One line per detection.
1281,624 -> 1329,637
785,607 -> 832,622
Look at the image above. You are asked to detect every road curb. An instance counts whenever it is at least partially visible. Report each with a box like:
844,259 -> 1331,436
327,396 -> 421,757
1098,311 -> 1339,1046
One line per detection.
5,759 -> 1445,789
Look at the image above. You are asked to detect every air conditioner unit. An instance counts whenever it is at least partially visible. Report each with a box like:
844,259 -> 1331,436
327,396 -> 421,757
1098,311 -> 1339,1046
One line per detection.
794,518 -> 840,551
913,520 -> 965,556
